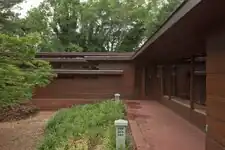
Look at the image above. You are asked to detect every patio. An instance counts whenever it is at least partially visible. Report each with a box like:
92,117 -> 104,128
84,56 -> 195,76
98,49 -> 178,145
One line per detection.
125,100 -> 205,150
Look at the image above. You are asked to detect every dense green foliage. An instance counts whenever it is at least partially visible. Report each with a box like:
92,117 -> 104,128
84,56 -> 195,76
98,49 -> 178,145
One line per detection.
38,100 -> 132,150
0,34 -> 54,107
0,0 -> 24,34
20,0 -> 183,52
0,1 -> 54,107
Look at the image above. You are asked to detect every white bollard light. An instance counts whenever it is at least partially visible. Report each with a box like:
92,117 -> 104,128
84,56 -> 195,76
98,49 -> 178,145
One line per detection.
114,93 -> 120,102
205,124 -> 208,133
114,119 -> 128,150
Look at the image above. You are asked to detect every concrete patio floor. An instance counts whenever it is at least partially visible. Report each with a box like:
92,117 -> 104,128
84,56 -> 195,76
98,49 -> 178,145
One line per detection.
125,100 -> 205,150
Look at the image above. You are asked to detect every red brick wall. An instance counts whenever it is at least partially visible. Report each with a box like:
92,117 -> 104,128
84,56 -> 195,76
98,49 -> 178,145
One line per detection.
33,76 -> 122,99
206,26 -> 225,150
33,62 -> 135,102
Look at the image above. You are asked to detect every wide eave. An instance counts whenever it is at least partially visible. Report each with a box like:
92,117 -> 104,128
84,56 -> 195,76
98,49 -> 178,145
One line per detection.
36,52 -> 133,61
132,0 -> 225,63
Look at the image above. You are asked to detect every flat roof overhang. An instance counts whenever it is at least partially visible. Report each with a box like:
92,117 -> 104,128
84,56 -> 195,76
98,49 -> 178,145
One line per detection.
133,0 -> 225,63
36,52 -> 134,58
39,56 -> 131,62
53,69 -> 124,75
36,52 -> 133,62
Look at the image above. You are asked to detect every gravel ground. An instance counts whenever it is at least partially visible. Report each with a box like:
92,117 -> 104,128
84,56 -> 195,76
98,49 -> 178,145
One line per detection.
0,111 -> 55,150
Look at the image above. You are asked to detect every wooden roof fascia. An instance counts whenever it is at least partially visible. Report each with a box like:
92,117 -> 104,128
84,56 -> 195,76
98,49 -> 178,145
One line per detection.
53,69 -> 124,75
132,0 -> 202,59
84,56 -> 131,61
40,58 -> 88,63
36,52 -> 134,58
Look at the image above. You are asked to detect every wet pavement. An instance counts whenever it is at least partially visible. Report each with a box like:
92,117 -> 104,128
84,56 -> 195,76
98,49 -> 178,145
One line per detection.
125,100 -> 205,150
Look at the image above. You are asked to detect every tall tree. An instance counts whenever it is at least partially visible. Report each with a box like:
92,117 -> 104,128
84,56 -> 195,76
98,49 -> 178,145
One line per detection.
22,0 -> 183,52
0,33 -> 54,107
0,0 -> 23,34
0,1 -> 54,108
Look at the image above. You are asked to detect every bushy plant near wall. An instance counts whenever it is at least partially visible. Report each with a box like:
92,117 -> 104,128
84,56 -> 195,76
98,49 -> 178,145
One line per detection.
0,34 -> 55,107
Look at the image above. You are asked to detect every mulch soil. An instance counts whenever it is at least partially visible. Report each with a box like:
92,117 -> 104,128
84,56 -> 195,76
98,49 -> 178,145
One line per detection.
0,102 -> 39,122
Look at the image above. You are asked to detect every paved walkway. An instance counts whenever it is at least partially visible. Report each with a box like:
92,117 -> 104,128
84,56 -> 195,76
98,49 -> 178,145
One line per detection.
0,111 -> 54,150
125,100 -> 205,150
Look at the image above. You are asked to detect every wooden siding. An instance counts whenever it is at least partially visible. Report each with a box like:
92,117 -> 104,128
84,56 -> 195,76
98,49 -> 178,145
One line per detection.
206,26 -> 225,150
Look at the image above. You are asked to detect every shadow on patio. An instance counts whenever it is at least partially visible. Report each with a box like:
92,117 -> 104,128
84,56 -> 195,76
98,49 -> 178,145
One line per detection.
125,100 -> 205,150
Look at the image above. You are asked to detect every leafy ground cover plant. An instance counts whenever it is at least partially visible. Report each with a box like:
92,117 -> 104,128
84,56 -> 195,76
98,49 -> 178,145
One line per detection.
38,100 -> 133,150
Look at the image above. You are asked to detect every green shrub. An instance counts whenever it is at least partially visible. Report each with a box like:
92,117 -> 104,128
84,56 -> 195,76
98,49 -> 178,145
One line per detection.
0,34 -> 55,107
38,100 -> 133,150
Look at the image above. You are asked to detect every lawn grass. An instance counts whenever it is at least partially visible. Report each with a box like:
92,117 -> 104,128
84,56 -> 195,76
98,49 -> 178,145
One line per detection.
38,100 -> 133,150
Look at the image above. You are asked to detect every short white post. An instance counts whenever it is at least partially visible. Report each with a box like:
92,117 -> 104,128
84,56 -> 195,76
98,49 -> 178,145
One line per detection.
114,119 -> 128,150
114,93 -> 120,102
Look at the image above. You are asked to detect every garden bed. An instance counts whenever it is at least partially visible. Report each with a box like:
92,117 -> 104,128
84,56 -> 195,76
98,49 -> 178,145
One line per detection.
0,102 -> 39,122
38,100 -> 133,150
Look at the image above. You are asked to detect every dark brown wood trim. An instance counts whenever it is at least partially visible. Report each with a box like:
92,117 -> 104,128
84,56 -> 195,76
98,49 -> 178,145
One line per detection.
160,66 -> 164,97
84,56 -> 131,61
172,65 -> 177,96
37,52 -> 134,57
190,56 -> 195,109
53,69 -> 124,75
169,67 -> 172,100
40,57 -> 131,61
40,58 -> 88,62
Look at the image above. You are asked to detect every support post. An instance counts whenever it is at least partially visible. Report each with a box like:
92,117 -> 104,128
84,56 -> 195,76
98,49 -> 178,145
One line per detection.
190,56 -> 195,109
172,65 -> 176,96
168,66 -> 172,100
141,67 -> 146,99
160,66 -> 164,97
